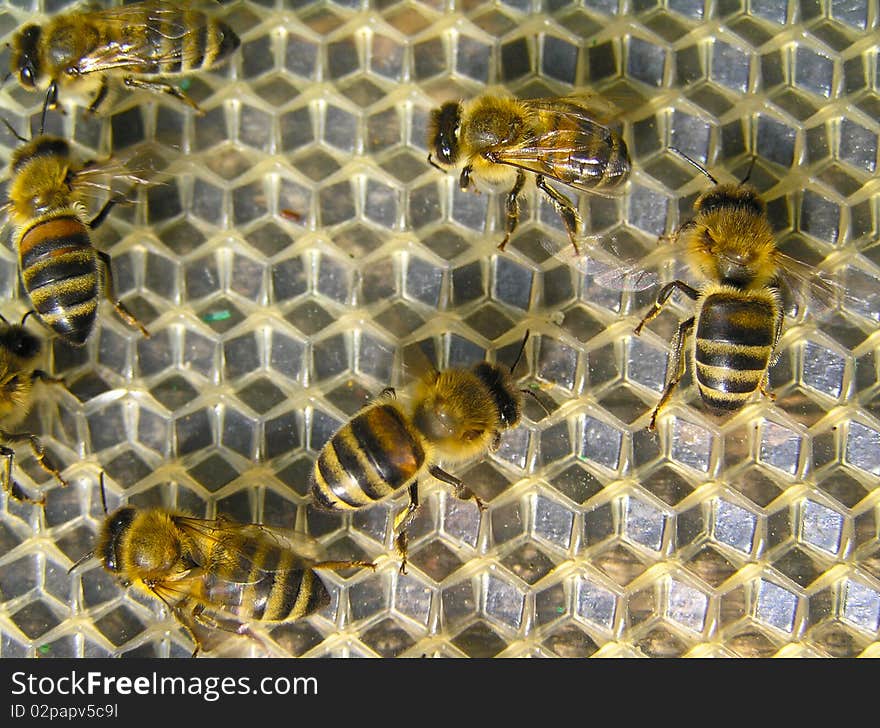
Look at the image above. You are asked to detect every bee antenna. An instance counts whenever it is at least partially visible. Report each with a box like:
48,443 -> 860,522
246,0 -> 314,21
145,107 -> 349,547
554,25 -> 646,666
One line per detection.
668,147 -> 718,185
1,70 -> 11,86
739,156 -> 758,186
99,471 -> 109,516
427,153 -> 445,173
38,85 -> 53,136
0,312 -> 7,325
67,551 -> 95,575
508,329 -> 530,374
20,310 -> 36,328
520,387 -> 552,417
1,117 -> 28,143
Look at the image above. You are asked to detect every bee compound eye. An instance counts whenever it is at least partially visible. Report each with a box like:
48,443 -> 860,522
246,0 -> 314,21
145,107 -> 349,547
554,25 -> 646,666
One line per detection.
64,65 -> 80,77
20,65 -> 34,86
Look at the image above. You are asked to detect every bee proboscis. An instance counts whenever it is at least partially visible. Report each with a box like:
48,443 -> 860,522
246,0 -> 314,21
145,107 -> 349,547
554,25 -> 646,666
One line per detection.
427,93 -> 631,254
310,331 -> 537,574
8,1 -> 240,114
2,122 -> 151,346
73,475 -> 374,656
0,312 -> 67,506
634,148 -> 844,428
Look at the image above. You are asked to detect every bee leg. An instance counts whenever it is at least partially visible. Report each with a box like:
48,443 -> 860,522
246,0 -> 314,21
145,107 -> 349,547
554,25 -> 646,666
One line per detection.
122,76 -> 204,115
96,251 -> 152,339
634,280 -> 699,335
0,444 -> 45,506
0,431 -> 68,490
87,195 -> 125,230
498,169 -> 526,252
87,77 -> 110,115
759,381 -> 777,401
32,370 -> 65,386
649,316 -> 695,431
379,387 -> 397,399
535,175 -> 581,255
429,464 -> 485,511
459,164 -> 473,191
393,482 -> 420,575
312,560 -> 377,572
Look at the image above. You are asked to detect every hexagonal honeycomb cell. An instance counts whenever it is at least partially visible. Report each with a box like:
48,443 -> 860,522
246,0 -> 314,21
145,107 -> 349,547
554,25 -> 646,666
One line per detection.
0,0 -> 877,660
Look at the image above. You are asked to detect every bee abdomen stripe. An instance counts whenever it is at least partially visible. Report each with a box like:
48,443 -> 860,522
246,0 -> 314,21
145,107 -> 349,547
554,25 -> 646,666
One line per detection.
27,273 -> 100,309
19,218 -> 90,264
697,297 -> 776,346
38,299 -> 97,324
187,20 -> 208,70
312,446 -> 373,510
22,251 -> 97,291
262,550 -> 297,621
211,20 -> 241,64
696,365 -> 763,394
694,342 -> 772,372
700,388 -> 753,410
334,425 -> 398,500
351,405 -> 424,490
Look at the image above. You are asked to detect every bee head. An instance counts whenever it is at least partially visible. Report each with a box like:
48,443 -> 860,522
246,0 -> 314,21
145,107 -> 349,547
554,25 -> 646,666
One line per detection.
96,506 -> 137,574
0,324 -> 41,362
11,25 -> 42,89
694,183 -> 765,219
429,102 -> 462,166
472,362 -> 522,430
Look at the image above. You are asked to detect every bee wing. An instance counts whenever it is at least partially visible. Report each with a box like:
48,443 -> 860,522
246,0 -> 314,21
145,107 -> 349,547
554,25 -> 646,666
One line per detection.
65,158 -> 149,207
69,3 -> 227,76
399,338 -> 440,386
541,235 -> 660,292
487,96 -> 627,194
174,516 -> 325,583
773,251 -> 861,319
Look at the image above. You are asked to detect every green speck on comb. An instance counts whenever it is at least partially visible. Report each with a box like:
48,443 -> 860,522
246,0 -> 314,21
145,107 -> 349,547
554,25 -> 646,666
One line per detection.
202,310 -> 232,323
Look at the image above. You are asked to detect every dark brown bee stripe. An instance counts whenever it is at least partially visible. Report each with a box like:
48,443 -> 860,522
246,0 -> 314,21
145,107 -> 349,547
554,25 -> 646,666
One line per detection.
19,217 -> 90,266
311,403 -> 423,510
694,295 -> 775,410
22,249 -> 96,291
696,296 -> 775,346
210,20 -> 240,66
188,20 -> 208,70
695,362 -> 764,394
350,404 -> 424,492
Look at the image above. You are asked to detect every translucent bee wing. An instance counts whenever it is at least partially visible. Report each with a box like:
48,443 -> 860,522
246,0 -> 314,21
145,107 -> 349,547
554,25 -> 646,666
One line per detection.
541,235 -> 659,292
774,251 -> 862,320
173,516 -> 325,583
70,3 -> 230,76
399,337 -> 440,386
69,158 -> 151,206
488,97 -> 628,196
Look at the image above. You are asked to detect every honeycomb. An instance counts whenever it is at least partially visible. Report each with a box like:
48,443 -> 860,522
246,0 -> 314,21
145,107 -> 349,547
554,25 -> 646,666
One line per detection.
0,0 -> 878,659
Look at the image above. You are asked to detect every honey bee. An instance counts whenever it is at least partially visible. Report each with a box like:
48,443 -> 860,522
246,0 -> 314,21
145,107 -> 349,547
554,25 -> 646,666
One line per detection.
2,124 -> 151,346
634,150 -> 840,428
427,93 -> 631,253
310,332 -> 534,574
8,1 -> 240,114
0,313 -> 67,506
76,476 -> 374,656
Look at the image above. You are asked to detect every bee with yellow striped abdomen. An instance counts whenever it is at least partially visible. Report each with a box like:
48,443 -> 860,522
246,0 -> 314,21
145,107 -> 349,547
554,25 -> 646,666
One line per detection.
8,1 -> 240,114
78,478 -> 374,656
0,314 -> 67,506
310,333 -> 533,574
634,150 -> 839,428
428,93 -> 631,253
2,128 -> 151,346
